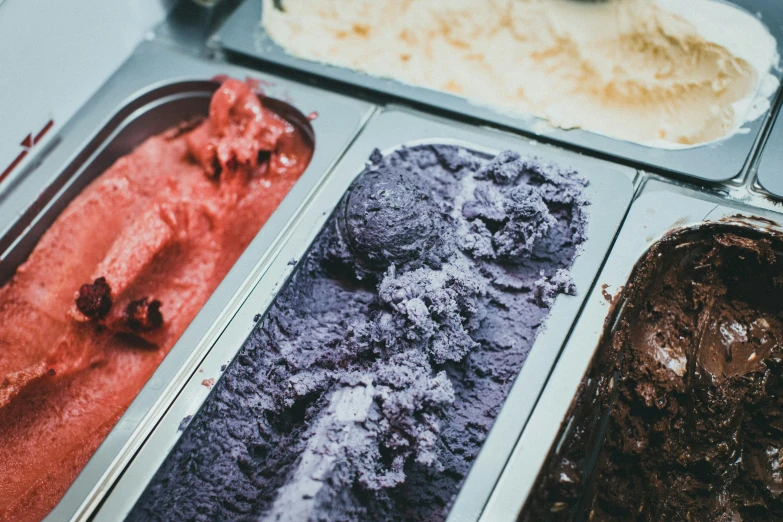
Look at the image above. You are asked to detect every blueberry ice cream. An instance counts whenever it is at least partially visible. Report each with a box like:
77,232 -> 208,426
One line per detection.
129,144 -> 589,521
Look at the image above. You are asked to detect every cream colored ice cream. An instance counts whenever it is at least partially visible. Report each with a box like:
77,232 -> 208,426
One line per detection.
262,0 -> 779,149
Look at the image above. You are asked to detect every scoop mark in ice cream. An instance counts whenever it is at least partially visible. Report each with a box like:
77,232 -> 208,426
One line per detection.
522,223 -> 783,521
130,144 -> 589,521
262,0 -> 779,148
0,78 -> 313,522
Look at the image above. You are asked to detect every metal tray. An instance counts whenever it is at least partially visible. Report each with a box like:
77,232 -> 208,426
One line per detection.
756,101 -> 783,198
213,0 -> 783,183
480,178 -> 783,521
0,42 -> 374,522
94,106 -> 635,522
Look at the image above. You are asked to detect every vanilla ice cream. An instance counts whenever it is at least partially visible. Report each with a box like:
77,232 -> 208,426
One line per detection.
262,0 -> 779,149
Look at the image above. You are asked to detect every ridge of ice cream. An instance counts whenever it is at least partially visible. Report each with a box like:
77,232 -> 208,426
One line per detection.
129,144 -> 589,521
0,79 -> 313,522
262,0 -> 779,149
521,223 -> 783,521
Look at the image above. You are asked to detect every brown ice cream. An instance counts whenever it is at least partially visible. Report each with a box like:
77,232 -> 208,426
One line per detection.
521,222 -> 783,521
0,78 -> 312,521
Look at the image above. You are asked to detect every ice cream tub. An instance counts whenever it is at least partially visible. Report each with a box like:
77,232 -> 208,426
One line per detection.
481,179 -> 783,521
93,106 -> 635,522
214,0 -> 782,184
0,42 -> 374,522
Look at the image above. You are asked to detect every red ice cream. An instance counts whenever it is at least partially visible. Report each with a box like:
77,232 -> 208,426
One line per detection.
0,78 -> 313,521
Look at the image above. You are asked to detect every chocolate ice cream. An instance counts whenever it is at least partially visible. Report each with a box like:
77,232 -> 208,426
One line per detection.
521,223 -> 783,521
129,144 -> 589,521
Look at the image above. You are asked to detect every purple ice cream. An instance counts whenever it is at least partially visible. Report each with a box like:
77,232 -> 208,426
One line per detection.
128,145 -> 589,521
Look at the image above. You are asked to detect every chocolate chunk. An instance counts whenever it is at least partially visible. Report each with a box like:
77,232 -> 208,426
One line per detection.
75,277 -> 113,319
125,297 -> 163,332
